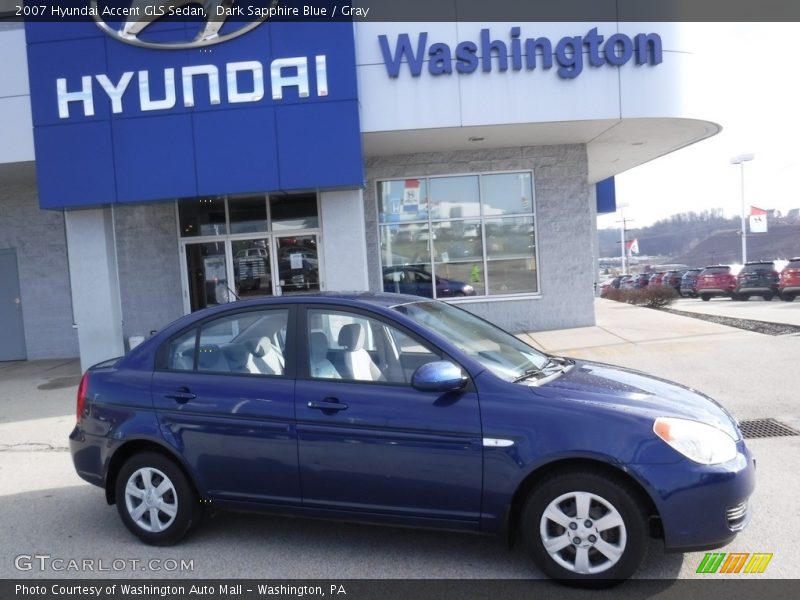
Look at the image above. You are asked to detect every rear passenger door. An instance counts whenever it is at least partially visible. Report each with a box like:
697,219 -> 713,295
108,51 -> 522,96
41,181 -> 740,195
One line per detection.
150,307 -> 301,505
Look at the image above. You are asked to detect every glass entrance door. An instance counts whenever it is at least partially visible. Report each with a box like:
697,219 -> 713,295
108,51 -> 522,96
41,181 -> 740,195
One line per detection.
232,238 -> 274,299
274,235 -> 320,295
184,241 -> 232,312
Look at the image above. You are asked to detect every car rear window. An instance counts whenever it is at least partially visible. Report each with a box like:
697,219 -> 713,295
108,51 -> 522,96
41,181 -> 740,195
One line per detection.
703,267 -> 730,274
743,263 -> 774,272
787,260 -> 800,269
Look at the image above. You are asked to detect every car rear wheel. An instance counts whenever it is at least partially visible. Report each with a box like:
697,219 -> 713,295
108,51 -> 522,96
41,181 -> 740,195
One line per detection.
521,470 -> 648,587
700,294 -> 710,301
115,452 -> 202,545
781,292 -> 796,302
763,293 -> 773,301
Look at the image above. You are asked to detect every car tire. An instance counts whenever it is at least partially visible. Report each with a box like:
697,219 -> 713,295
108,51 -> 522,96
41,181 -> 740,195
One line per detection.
700,294 -> 710,301
763,293 -> 773,301
114,452 -> 202,546
520,470 -> 648,588
781,293 -> 795,302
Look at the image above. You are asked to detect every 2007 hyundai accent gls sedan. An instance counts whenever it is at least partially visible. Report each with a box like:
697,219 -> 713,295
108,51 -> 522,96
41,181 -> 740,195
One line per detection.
70,293 -> 754,586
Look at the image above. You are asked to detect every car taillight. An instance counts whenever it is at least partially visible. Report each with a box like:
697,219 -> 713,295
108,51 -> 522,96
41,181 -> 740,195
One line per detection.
76,372 -> 89,422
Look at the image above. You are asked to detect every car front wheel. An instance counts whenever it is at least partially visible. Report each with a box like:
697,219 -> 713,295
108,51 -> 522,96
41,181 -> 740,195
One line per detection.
521,470 -> 648,587
114,452 -> 202,545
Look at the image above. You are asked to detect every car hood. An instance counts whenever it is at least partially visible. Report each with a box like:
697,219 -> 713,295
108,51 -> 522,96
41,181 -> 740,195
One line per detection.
537,359 -> 739,439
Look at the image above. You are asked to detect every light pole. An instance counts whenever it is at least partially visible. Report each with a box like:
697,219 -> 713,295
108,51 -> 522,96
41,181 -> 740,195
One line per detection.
616,203 -> 630,274
730,153 -> 754,264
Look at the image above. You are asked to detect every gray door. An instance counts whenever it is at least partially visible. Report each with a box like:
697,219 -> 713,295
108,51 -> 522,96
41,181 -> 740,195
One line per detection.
0,249 -> 27,361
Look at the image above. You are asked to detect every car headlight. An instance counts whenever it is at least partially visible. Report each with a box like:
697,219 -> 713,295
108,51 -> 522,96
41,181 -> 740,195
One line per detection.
653,417 -> 737,465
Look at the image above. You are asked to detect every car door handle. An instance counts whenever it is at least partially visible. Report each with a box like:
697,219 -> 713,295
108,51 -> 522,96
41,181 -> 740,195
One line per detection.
165,387 -> 196,403
307,399 -> 348,412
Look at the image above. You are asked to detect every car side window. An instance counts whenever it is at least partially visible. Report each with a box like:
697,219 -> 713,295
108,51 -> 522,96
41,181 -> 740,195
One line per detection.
167,309 -> 289,376
307,309 -> 439,384
167,328 -> 197,371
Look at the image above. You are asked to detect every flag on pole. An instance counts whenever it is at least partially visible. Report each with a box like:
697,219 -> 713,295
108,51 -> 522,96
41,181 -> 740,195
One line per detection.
749,206 -> 768,233
626,238 -> 640,256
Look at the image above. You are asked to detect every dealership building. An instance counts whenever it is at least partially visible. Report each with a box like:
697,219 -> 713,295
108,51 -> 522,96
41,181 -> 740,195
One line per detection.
0,10 -> 718,368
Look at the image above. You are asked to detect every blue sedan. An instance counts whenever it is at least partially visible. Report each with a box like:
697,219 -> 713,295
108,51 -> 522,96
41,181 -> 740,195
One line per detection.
70,293 -> 754,585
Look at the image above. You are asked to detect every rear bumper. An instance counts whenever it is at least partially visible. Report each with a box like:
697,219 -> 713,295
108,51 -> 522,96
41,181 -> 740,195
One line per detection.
630,443 -> 755,552
69,425 -> 105,488
737,286 -> 777,294
697,287 -> 734,296
780,285 -> 800,293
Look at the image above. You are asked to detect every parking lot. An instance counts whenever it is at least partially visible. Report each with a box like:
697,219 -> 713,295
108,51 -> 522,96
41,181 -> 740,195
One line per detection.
670,295 -> 800,327
1,299 -> 798,582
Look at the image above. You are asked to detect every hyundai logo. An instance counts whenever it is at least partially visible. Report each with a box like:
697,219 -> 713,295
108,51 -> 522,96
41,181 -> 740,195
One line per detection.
91,0 -> 279,49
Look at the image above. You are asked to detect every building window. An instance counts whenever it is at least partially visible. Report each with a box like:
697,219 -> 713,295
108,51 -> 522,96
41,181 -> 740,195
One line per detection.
178,193 -> 319,238
378,172 -> 537,298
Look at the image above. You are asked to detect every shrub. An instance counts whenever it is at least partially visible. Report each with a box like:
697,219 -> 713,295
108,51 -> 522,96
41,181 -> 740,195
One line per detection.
642,286 -> 679,308
603,286 -> 678,308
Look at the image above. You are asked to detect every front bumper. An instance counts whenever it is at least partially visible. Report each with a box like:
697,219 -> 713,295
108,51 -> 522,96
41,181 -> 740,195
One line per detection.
630,443 -> 755,551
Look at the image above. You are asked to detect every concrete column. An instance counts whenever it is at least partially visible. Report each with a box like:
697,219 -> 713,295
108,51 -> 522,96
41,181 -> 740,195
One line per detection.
319,189 -> 369,292
65,208 -> 125,371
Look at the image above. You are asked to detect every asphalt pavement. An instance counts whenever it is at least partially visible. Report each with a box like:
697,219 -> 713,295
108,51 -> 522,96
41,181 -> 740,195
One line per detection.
0,299 -> 797,581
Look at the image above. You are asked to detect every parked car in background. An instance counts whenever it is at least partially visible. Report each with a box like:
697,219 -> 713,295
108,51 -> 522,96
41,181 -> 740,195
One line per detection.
383,266 -> 476,298
779,257 -> 800,301
679,269 -> 702,298
696,265 -> 737,301
661,270 -> 685,293
619,275 -> 636,289
648,272 -> 666,287
70,293 -> 755,585
734,261 -> 779,301
633,273 -> 650,288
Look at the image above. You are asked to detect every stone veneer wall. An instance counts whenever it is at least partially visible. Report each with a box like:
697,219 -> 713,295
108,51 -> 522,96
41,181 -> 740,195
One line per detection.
0,163 -> 78,358
113,202 -> 184,345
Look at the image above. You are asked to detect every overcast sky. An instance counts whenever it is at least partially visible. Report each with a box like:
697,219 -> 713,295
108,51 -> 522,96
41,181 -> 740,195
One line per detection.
598,23 -> 800,230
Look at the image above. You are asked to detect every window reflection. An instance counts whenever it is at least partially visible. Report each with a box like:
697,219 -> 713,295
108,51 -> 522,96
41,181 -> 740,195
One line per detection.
482,173 -> 533,216
270,194 -> 319,231
378,172 -> 538,298
178,198 -> 227,237
378,179 -> 429,223
229,195 -> 267,234
429,175 -> 480,219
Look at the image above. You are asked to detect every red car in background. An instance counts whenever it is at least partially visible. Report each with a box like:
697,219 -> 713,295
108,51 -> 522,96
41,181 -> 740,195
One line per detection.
696,265 -> 737,301
780,257 -> 800,302
649,272 -> 666,286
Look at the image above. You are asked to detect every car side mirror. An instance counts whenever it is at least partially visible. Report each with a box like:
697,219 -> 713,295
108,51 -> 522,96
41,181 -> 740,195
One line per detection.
412,361 -> 468,392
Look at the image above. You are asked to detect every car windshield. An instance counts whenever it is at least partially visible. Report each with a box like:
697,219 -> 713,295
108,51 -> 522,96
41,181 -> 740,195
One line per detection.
392,300 -> 550,381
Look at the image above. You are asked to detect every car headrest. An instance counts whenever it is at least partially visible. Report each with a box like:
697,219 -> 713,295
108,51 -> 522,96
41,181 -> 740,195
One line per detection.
309,332 -> 330,361
338,323 -> 364,351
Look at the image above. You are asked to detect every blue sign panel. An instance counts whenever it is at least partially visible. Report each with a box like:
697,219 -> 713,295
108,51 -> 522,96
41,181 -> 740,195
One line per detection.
595,177 -> 616,214
26,12 -> 363,209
